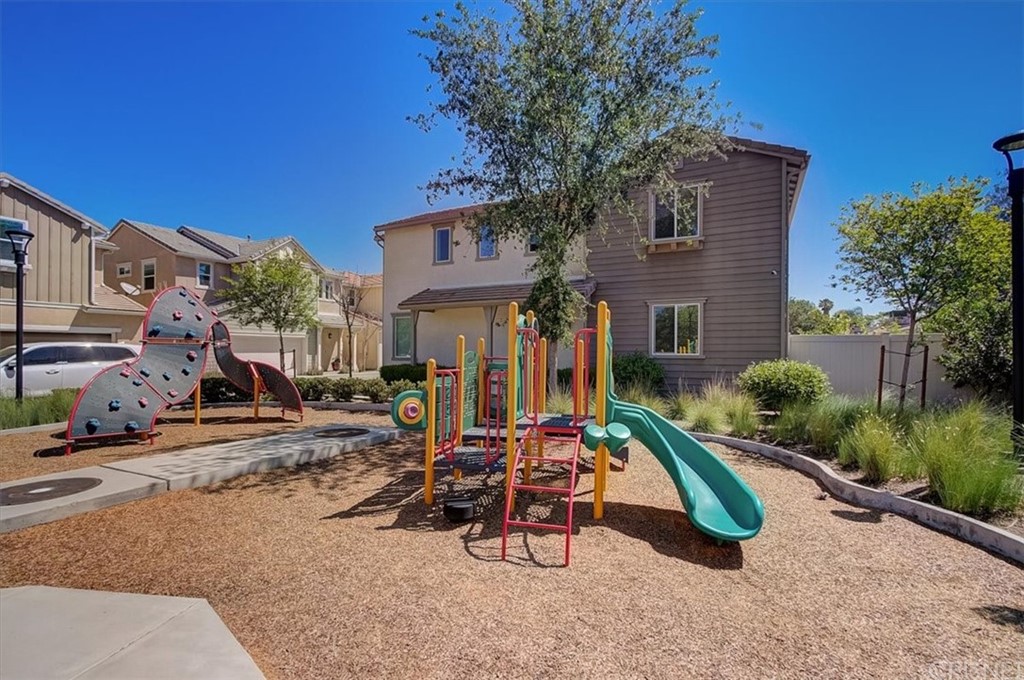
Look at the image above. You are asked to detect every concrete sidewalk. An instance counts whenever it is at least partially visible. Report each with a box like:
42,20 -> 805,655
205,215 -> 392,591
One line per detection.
0,425 -> 401,533
0,586 -> 264,679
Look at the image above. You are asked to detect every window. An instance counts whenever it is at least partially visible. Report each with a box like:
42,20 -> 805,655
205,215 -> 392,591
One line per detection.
526,232 -> 540,254
100,346 -> 137,361
117,262 -> 132,278
196,262 -> 213,288
346,289 -> 356,308
651,302 -> 702,356
650,186 -> 702,241
142,259 -> 156,291
393,315 -> 413,359
434,226 -> 452,264
65,346 -> 103,363
0,216 -> 30,267
320,278 -> 334,300
477,225 -> 497,259
22,347 -> 63,365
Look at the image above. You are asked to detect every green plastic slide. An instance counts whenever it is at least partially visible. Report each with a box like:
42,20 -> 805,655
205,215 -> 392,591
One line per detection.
609,397 -> 765,542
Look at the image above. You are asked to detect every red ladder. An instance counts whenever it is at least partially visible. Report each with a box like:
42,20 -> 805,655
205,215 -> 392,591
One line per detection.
500,429 -> 583,567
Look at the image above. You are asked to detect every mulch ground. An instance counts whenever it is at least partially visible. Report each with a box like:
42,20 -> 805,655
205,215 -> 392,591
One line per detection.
1,419 -> 1022,679
0,406 -> 378,482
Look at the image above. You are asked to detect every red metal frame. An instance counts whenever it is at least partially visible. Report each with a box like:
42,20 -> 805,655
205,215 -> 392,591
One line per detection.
433,367 -> 461,462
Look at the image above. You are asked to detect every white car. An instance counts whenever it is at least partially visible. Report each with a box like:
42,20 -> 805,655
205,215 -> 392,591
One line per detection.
0,342 -> 142,397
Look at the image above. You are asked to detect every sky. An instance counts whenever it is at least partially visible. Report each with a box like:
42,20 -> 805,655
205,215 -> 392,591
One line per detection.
1,1 -> 1021,312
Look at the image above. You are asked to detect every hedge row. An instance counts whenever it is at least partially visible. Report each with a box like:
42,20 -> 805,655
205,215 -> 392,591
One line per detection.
199,375 -> 425,405
380,364 -> 452,383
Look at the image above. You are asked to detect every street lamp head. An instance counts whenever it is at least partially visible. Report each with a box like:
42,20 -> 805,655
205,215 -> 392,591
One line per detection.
3,227 -> 34,255
994,130 -> 1024,161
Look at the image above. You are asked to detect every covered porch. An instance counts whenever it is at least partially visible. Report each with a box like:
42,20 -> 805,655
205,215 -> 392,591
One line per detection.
395,278 -> 596,366
313,313 -> 382,374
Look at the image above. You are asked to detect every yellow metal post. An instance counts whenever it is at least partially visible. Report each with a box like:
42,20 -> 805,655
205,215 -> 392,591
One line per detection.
476,337 -> 486,425
538,337 -> 547,461
525,310 -> 535,414
594,301 -> 609,520
575,338 -> 585,417
252,372 -> 261,420
506,302 -> 519,502
425,359 -> 437,505
194,378 -> 202,427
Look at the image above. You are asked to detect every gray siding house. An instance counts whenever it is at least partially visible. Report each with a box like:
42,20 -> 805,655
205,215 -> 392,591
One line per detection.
589,137 -> 809,389
375,136 -> 810,389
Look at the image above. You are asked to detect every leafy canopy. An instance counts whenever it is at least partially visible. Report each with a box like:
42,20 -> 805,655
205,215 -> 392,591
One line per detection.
221,253 -> 319,369
413,0 -> 733,344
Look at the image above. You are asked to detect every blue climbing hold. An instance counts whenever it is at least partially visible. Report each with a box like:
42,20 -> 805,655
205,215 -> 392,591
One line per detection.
162,372 -> 172,381
125,421 -> 139,432
132,378 -> 143,386
85,418 -> 101,435
140,367 -> 151,377
148,325 -> 162,337
187,298 -> 197,306
183,329 -> 196,339
181,367 -> 192,376
108,399 -> 122,411
178,289 -> 187,297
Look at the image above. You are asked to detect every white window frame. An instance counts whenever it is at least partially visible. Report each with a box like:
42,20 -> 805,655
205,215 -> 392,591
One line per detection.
116,262 -> 132,278
433,225 -> 453,265
477,225 -> 498,260
0,216 -> 30,269
320,278 -> 334,301
392,314 -> 413,359
141,258 -> 157,291
649,300 -> 704,358
196,261 -> 213,289
526,232 -> 540,255
649,184 -> 705,243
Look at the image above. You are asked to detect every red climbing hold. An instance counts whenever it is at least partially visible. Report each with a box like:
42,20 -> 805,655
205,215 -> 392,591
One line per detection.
168,389 -> 179,398
120,368 -> 131,378
195,312 -> 203,321
138,397 -> 149,408
172,310 -> 184,321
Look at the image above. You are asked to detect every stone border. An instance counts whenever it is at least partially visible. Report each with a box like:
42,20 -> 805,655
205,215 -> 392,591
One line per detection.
692,433 -> 1024,566
0,401 -> 394,437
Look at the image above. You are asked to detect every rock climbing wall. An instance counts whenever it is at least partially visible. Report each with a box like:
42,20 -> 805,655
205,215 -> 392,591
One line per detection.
66,287 -> 215,441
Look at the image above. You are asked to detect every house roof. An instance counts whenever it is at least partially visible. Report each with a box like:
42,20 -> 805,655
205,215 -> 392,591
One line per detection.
119,220 -> 231,260
92,284 -> 147,313
0,172 -> 108,234
398,278 -> 597,311
372,135 -> 812,234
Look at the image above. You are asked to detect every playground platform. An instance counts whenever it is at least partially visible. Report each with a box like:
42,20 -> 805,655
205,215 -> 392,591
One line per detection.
0,426 -> 400,533
0,586 -> 263,679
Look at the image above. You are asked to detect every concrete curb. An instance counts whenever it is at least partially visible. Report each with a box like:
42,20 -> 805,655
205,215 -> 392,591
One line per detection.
0,422 -> 67,436
692,433 -> 1024,566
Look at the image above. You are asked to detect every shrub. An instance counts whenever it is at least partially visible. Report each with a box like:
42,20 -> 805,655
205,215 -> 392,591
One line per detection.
736,359 -> 831,411
380,364 -> 454,383
294,376 -> 331,401
909,403 -> 1023,516
327,378 -> 358,402
359,378 -> 391,403
556,367 -> 594,389
385,379 -> 425,401
0,389 -> 79,429
684,400 -> 729,435
613,351 -> 665,391
200,376 -> 250,403
837,414 -> 913,483
773,402 -> 814,444
807,395 -> 870,456
619,383 -> 669,417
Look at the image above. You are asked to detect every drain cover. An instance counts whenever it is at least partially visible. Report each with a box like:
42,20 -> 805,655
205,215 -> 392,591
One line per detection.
0,477 -> 103,506
313,427 -> 371,438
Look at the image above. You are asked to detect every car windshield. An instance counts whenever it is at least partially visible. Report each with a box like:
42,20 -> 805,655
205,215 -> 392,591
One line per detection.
0,346 -> 16,363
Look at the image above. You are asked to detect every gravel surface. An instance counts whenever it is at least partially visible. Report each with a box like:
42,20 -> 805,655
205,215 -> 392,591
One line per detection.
1,431 -> 1021,679
0,407 -> 381,482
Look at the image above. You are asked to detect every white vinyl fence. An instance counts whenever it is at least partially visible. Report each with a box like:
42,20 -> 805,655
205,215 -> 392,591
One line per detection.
788,334 -> 968,403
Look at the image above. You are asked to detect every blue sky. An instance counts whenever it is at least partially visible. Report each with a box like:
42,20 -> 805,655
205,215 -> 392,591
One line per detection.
1,1 -> 1020,312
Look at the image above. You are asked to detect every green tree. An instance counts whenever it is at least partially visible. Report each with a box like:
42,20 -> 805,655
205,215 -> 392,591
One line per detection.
789,298 -> 824,334
834,177 -> 988,408
930,200 -> 1012,400
413,0 -> 734,387
221,253 -> 319,371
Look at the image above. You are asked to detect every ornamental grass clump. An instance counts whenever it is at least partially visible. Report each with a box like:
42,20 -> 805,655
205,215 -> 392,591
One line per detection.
807,395 -> 872,457
837,414 -> 914,483
772,402 -> 814,445
619,384 -> 669,417
909,403 -> 1023,516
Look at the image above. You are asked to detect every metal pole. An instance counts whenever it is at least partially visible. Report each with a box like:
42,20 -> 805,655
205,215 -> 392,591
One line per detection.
919,344 -> 929,410
1009,167 -> 1024,449
876,345 -> 885,414
14,247 -> 26,401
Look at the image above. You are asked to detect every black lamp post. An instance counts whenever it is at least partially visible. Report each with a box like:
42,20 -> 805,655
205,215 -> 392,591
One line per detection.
4,226 -> 34,401
993,131 -> 1024,451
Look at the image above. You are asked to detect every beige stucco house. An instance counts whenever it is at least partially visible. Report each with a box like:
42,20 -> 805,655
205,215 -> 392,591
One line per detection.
104,220 -> 382,374
374,137 -> 810,389
0,173 -> 146,346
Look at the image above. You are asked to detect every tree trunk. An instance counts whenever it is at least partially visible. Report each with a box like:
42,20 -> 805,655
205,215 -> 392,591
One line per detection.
347,326 -> 355,377
897,311 -> 917,410
278,329 -> 286,372
547,339 -> 559,396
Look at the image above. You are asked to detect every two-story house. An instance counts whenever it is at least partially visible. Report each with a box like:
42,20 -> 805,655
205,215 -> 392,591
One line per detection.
104,220 -> 382,374
0,173 -> 146,345
374,136 -> 810,389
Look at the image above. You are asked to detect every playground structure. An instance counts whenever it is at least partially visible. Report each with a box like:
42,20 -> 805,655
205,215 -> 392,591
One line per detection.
390,300 -> 765,566
65,286 -> 303,454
